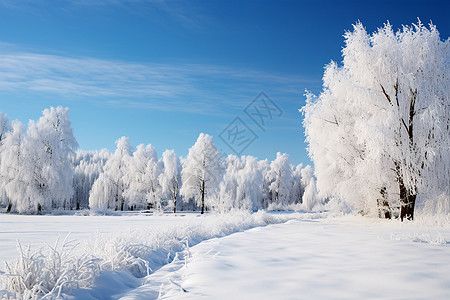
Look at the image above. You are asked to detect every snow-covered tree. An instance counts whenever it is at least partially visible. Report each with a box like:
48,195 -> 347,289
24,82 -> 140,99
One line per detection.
0,112 -> 10,146
180,133 -> 224,214
302,21 -> 450,220
124,144 -> 162,211
159,149 -> 181,213
89,137 -> 132,211
301,165 -> 319,211
219,155 -> 264,211
290,163 -> 304,205
0,120 -> 25,212
258,159 -> 271,209
267,152 -> 293,207
0,112 -> 11,208
217,155 -> 238,211
71,149 -> 110,209
3,107 -> 78,213
145,154 -> 163,210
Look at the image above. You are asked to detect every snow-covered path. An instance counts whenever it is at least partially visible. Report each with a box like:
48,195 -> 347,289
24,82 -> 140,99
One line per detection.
121,218 -> 450,300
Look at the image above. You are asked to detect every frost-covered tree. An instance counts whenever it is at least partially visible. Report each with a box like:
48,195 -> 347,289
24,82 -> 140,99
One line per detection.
180,133 -> 224,214
0,120 -> 25,212
217,155 -> 240,211
302,21 -> 450,220
258,159 -> 271,209
3,107 -> 78,213
124,144 -> 162,211
219,155 -> 264,211
267,152 -> 293,207
0,112 -> 10,146
89,137 -> 132,211
159,149 -> 181,213
25,107 -> 78,212
0,112 -> 11,208
71,149 -> 110,210
145,154 -> 163,210
291,163 -> 304,205
301,165 -> 319,211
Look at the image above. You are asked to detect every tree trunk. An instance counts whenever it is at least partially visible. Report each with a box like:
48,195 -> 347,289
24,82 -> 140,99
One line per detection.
400,193 -> 416,221
397,168 -> 416,221
399,88 -> 417,221
173,198 -> 177,213
7,202 -> 12,213
377,187 -> 391,219
201,180 -> 205,214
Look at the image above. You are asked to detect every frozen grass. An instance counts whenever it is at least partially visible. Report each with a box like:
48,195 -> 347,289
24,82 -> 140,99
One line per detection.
0,211 -> 305,299
0,238 -> 99,299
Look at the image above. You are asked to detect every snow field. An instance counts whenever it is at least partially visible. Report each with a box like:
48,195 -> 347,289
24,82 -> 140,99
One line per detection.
124,216 -> 450,300
0,211 -> 306,299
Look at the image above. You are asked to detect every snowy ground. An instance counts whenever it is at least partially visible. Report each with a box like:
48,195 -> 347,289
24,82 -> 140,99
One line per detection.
0,212 -> 206,263
1,212 -> 450,299
116,216 -> 450,300
0,211 -> 304,299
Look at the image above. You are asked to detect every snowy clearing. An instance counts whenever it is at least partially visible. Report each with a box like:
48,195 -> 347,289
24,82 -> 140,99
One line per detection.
1,213 -> 450,299
120,216 -> 450,300
0,211 -> 309,299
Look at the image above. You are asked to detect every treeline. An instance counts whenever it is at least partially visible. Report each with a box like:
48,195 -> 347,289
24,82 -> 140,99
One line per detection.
0,107 -> 320,214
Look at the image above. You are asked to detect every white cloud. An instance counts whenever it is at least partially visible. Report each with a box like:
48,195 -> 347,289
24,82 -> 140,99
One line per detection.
0,48 -> 317,114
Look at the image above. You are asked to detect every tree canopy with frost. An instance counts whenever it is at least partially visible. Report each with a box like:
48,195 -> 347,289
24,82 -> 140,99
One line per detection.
301,165 -> 319,211
89,137 -> 132,211
1,107 -> 78,213
71,149 -> 110,210
302,20 -> 450,220
219,155 -> 264,211
180,133 -> 224,214
126,144 -> 162,211
0,112 -> 11,208
0,120 -> 25,212
159,149 -> 181,213
0,112 -> 10,146
267,152 -> 293,207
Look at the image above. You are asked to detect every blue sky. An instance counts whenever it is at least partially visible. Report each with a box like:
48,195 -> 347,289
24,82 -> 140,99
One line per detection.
0,0 -> 448,165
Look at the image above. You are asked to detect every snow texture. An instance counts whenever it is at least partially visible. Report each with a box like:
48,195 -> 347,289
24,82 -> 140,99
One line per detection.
0,211 -> 301,299
122,216 -> 450,300
1,213 -> 450,299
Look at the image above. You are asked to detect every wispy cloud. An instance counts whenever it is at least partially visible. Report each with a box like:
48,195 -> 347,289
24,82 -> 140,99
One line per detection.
0,46 -> 316,114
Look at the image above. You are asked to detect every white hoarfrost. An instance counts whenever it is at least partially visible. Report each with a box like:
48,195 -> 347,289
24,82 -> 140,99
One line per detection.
125,144 -> 161,211
89,137 -> 132,211
71,149 -> 110,209
302,21 -> 450,218
1,107 -> 78,214
219,155 -> 264,211
180,133 -> 224,214
267,152 -> 293,207
159,149 -> 181,213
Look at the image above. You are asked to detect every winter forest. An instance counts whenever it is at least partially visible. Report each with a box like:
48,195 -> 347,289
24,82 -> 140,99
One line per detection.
0,108 -> 317,215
